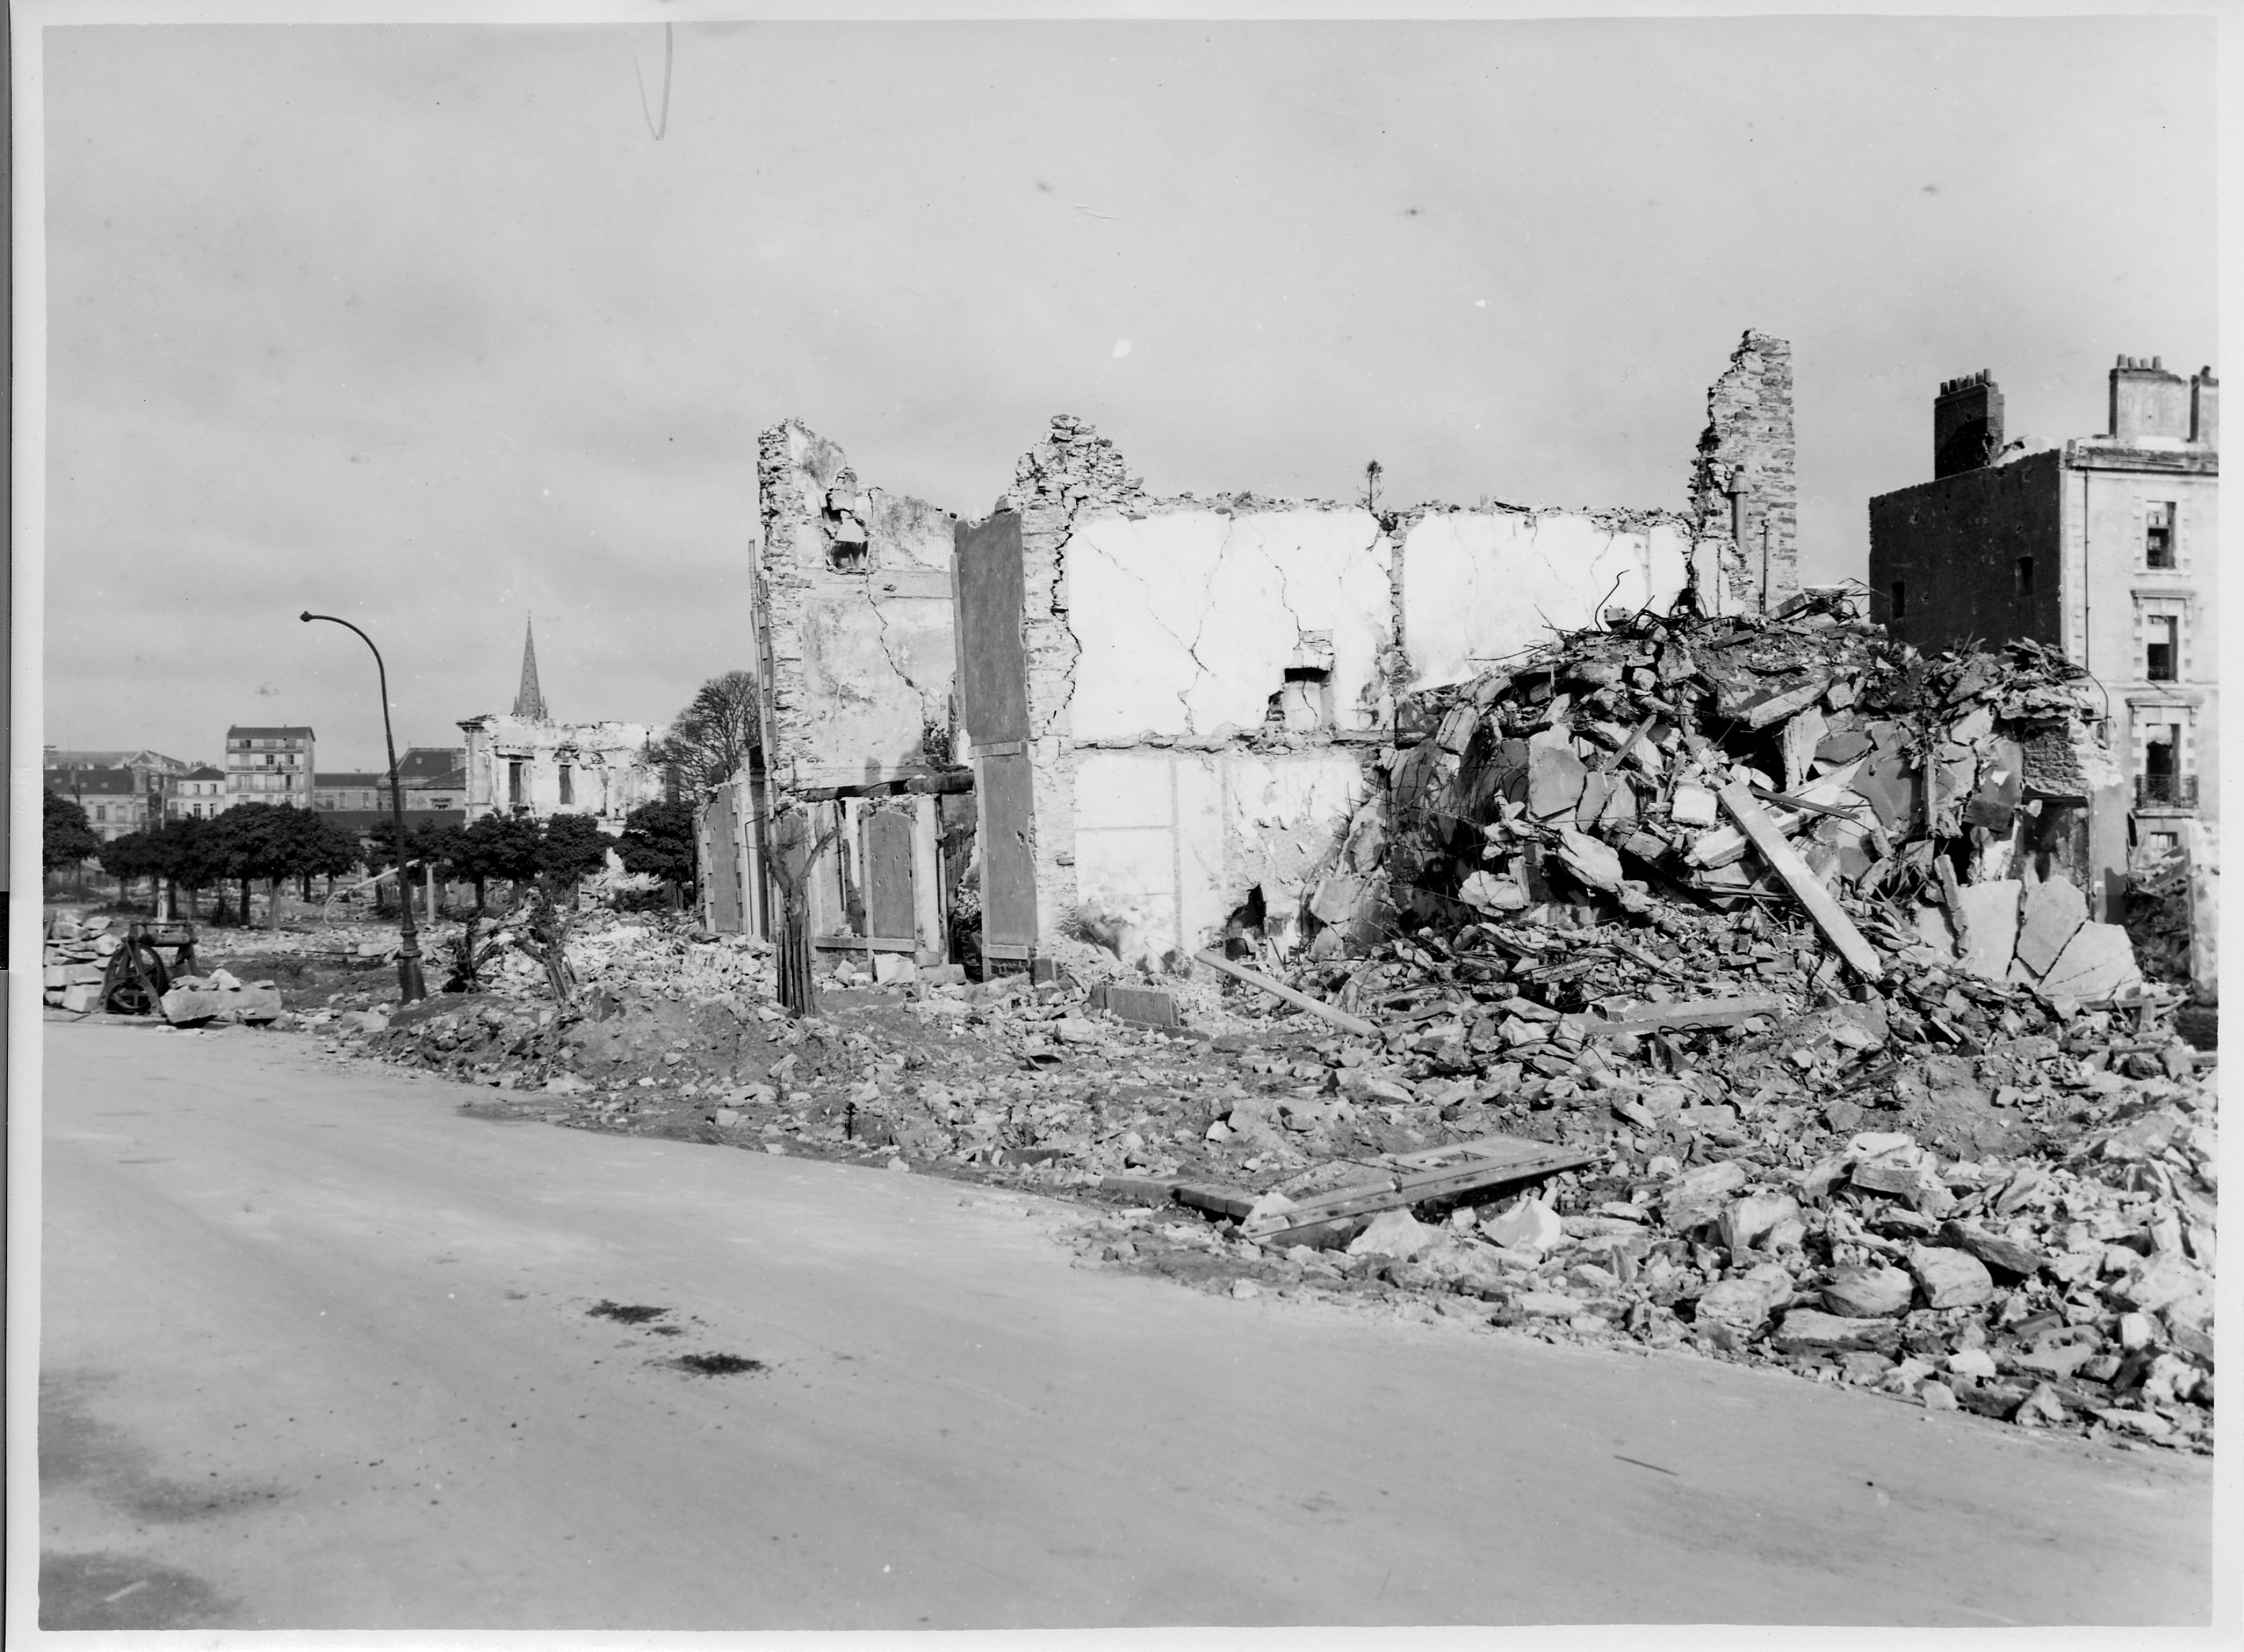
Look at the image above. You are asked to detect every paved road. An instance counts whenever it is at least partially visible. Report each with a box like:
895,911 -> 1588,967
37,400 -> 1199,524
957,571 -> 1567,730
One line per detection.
30,1021 -> 2214,1630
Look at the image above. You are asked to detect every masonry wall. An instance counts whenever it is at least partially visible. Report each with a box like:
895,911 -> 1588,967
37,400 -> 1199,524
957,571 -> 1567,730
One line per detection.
2061,443 -> 2220,827
989,402 -> 1749,967
1399,508 -> 1714,688
1866,449 -> 2065,652
459,716 -> 665,826
1065,503 -> 1393,738
1690,329 -> 1799,610
755,422 -> 958,794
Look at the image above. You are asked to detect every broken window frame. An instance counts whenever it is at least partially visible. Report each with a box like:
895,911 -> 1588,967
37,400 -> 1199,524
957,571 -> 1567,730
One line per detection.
2145,501 -> 2177,569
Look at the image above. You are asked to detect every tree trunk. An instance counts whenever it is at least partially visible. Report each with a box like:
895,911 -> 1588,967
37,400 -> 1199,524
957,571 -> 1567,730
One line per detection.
241,876 -> 253,927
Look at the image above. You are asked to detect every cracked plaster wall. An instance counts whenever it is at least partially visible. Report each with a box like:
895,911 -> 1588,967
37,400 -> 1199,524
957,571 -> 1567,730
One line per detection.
1398,507 -> 1716,689
1066,504 -> 1393,740
997,398 -> 1758,961
1072,746 -> 1368,969
755,420 -> 959,793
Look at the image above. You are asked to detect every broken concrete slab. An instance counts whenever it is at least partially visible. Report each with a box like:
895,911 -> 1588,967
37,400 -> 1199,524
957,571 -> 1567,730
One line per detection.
1089,981 -> 1183,1030
1526,736 -> 1589,822
1821,1264 -> 1914,1318
2011,876 -> 2087,979
1907,1245 -> 1995,1311
2034,922 -> 2144,1003
1953,879 -> 2022,982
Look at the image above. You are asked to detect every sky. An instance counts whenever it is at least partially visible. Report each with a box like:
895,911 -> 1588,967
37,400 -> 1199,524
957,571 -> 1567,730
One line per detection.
36,14 -> 2218,771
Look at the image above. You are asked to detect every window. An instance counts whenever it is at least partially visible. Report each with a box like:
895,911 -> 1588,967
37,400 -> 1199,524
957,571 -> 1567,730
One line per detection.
2014,556 -> 2034,598
2145,502 -> 2176,568
1890,581 -> 1906,620
507,760 -> 524,806
2146,615 -> 2178,681
559,763 -> 574,806
93,804 -> 107,822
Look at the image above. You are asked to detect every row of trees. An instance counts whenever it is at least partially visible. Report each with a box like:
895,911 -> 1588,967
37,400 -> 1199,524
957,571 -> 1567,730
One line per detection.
44,792 -> 702,923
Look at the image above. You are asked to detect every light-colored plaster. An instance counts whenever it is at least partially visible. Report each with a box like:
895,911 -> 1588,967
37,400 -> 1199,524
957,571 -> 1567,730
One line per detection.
1066,506 -> 1393,741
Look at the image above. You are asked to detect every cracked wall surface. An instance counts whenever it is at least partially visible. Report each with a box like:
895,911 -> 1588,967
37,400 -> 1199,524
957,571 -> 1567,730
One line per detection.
1398,506 -> 1717,689
755,420 -> 959,793
1066,504 -> 1394,740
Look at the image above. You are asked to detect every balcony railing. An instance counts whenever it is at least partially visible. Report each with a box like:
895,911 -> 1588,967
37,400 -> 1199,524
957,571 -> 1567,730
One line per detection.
2137,773 -> 2198,810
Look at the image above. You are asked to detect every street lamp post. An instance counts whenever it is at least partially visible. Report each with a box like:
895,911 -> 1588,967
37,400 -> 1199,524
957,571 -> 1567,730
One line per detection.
301,611 -> 427,1003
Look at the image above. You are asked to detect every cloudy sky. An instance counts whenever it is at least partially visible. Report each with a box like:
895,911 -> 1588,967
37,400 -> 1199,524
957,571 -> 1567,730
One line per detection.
36,14 -> 2215,770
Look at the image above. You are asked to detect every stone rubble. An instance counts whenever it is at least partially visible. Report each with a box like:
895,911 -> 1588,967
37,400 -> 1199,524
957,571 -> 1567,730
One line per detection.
51,612 -> 2212,1454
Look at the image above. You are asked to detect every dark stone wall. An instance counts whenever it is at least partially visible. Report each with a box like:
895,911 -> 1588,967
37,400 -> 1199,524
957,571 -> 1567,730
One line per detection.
1866,449 -> 2064,652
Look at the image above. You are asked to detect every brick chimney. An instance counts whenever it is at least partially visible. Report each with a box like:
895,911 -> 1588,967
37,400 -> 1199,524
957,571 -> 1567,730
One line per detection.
2190,366 -> 2218,448
1933,370 -> 2003,478
2109,354 -> 2192,443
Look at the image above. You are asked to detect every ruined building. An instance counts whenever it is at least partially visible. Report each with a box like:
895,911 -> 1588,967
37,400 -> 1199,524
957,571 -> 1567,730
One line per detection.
1868,357 -> 2220,847
697,423 -> 966,960
459,618 -> 665,827
706,331 -> 1795,975
944,332 -> 1794,971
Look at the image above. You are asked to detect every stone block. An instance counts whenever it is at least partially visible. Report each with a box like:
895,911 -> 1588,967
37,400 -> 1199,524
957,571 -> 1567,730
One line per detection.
1821,1264 -> 1913,1318
59,984 -> 100,1014
1660,1158 -> 1747,1232
1906,1244 -> 1994,1311
1772,1309 -> 1902,1355
1952,879 -> 2020,981
2011,876 -> 2086,979
1526,737 -> 1588,822
1090,982 -> 1182,1030
2035,922 -> 2142,1003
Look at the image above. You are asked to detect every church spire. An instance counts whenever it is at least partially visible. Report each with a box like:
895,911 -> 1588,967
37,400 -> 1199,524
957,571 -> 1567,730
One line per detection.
512,615 -> 548,721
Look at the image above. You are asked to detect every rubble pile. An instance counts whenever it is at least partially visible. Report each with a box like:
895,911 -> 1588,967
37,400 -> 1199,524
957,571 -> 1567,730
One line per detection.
1118,598 -> 2210,1448
41,913 -> 115,1013
1317,594 -> 2145,1006
75,601 -> 2209,1452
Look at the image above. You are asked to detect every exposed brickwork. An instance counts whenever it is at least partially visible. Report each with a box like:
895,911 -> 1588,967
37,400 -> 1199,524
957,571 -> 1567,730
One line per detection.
1689,330 -> 1797,610
1866,449 -> 2064,651
1001,415 -> 1144,939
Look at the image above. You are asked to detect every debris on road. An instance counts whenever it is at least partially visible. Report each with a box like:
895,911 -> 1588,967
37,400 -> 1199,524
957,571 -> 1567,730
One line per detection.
70,609 -> 2207,1454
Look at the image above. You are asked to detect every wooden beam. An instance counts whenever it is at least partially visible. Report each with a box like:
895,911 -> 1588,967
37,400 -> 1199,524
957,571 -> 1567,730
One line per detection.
1716,781 -> 1885,979
1192,948 -> 1378,1037
1569,992 -> 1787,1036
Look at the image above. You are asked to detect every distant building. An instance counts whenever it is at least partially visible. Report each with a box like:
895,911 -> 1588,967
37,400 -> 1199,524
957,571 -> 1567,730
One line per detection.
167,765 -> 227,821
44,748 -> 189,783
314,748 -> 466,816
1869,357 -> 2219,845
224,725 -> 317,810
459,620 -> 665,827
313,772 -> 386,813
46,749 -> 194,826
396,746 -> 467,810
47,765 -> 153,842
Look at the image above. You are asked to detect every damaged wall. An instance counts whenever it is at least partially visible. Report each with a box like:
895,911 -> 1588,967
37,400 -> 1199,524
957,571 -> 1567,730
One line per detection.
978,339 -> 1767,967
1690,329 -> 1799,611
1399,507 -> 1722,688
754,421 -> 959,792
458,714 -> 665,826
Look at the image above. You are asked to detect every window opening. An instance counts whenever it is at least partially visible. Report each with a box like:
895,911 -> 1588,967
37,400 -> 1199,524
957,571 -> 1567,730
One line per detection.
2146,615 -> 2178,682
2145,502 -> 2176,569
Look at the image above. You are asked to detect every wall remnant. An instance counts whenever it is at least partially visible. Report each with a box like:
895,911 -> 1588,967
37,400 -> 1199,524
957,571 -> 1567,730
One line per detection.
1690,329 -> 1799,612
960,332 -> 1772,971
755,421 -> 959,794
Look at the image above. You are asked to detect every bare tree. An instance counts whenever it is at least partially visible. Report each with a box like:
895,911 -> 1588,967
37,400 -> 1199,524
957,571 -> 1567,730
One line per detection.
649,670 -> 762,797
